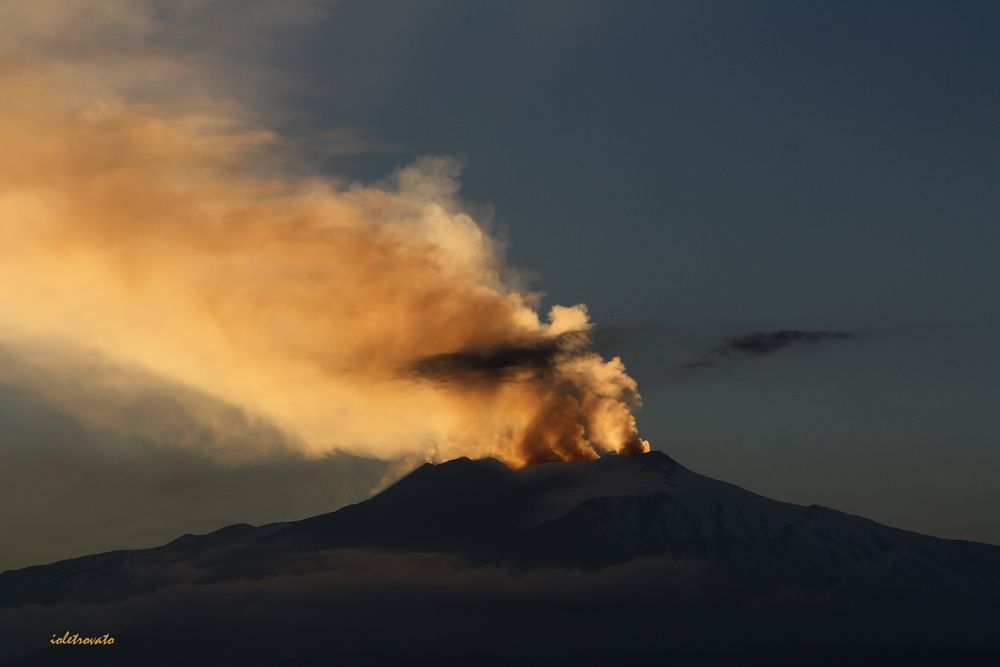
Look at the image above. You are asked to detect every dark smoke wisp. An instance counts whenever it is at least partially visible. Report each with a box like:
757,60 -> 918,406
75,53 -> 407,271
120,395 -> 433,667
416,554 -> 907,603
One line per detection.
685,330 -> 858,369
409,331 -> 589,387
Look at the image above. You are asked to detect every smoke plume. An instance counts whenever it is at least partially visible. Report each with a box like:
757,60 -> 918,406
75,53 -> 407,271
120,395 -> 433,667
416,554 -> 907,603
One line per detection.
0,3 -> 648,467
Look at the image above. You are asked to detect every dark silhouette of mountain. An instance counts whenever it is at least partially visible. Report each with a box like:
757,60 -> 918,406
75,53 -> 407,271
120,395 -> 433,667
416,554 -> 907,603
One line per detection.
3,452 -> 1000,665
4,451 -> 1000,608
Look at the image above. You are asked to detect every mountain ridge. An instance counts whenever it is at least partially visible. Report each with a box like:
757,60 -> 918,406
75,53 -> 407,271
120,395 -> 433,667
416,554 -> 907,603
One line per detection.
3,450 -> 1000,610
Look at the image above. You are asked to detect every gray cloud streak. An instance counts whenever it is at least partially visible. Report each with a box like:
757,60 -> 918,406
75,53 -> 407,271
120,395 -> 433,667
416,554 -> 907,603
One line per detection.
684,330 -> 859,370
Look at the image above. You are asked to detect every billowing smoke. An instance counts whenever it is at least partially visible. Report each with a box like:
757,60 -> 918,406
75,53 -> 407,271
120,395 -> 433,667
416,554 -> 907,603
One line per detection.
410,331 -> 648,464
0,3 -> 648,467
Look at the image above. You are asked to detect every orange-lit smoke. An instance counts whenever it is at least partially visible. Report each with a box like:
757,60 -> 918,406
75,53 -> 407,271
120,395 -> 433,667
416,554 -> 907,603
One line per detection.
0,31 -> 648,467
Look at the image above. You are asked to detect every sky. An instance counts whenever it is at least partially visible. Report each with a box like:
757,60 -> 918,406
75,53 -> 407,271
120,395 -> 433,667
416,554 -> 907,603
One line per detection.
0,0 -> 998,570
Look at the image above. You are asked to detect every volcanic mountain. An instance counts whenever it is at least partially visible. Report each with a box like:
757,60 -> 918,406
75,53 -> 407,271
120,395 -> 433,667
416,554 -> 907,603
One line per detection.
3,451 -> 1000,665
4,451 -> 1000,607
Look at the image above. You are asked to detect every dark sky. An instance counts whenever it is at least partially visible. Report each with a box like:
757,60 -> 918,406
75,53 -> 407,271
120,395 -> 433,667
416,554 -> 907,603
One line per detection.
1,0 -> 998,570
289,0 -> 999,327
285,0 -> 998,323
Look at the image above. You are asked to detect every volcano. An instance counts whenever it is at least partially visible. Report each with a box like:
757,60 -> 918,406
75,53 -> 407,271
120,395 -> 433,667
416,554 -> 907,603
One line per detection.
3,451 -> 1000,665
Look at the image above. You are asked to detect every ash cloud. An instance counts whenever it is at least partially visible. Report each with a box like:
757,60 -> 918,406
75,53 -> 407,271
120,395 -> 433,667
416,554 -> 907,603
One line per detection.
0,4 -> 648,467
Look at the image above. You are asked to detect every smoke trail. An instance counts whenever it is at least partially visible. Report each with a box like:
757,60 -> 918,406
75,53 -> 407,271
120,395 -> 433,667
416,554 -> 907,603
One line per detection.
0,4 -> 648,467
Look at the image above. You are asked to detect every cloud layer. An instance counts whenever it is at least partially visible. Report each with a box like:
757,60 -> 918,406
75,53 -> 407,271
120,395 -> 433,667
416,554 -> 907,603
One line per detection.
3,551 -> 994,665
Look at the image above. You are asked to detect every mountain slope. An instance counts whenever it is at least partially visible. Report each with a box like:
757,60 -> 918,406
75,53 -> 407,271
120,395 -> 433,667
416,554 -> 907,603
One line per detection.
3,451 -> 1000,609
